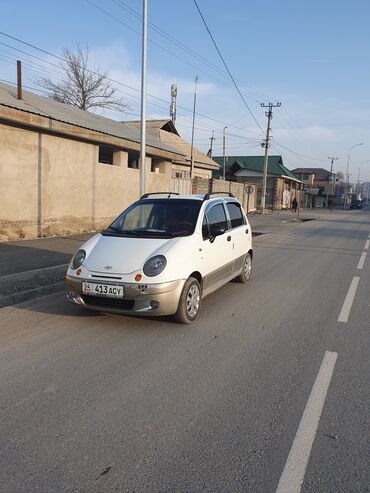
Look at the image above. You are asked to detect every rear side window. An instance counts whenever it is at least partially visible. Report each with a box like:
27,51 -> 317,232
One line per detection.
226,202 -> 244,228
206,204 -> 227,230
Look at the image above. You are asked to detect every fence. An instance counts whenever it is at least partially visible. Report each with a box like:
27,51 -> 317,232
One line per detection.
191,177 -> 256,213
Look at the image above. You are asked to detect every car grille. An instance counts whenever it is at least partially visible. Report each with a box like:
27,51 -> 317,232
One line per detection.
82,295 -> 134,310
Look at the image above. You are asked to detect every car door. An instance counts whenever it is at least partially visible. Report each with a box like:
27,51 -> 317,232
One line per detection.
225,201 -> 251,275
200,202 -> 234,295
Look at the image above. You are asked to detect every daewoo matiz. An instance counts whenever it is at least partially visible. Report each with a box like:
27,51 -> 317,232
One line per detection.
66,192 -> 253,323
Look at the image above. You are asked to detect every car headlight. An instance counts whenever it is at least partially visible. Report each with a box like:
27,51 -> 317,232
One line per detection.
143,255 -> 167,277
72,249 -> 86,269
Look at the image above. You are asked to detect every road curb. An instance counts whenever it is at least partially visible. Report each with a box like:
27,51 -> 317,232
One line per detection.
0,264 -> 68,308
0,281 -> 66,308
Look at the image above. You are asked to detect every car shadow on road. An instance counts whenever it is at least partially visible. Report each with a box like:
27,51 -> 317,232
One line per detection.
17,291 -> 180,326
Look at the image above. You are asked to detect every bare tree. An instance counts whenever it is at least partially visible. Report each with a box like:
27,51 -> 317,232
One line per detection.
336,171 -> 345,181
38,46 -> 128,112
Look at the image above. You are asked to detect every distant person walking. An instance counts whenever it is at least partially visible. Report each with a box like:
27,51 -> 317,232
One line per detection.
292,197 -> 298,213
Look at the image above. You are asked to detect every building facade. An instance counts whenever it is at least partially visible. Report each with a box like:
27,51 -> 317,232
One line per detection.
292,168 -> 337,207
213,155 -> 302,210
0,83 -> 218,240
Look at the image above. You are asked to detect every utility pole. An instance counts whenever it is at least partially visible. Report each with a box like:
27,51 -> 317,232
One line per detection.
260,102 -> 281,213
327,156 -> 338,206
170,83 -> 177,125
222,126 -> 228,180
207,130 -> 215,158
139,0 -> 148,197
344,154 -> 350,209
17,60 -> 22,100
190,76 -> 198,179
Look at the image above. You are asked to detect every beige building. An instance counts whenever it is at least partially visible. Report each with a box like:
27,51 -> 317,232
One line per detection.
126,119 -> 219,186
0,83 -> 219,240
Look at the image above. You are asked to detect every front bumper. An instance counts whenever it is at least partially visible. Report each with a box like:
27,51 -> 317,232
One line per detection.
65,275 -> 185,316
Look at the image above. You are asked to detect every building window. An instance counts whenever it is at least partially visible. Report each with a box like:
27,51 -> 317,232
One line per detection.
98,145 -> 114,165
151,158 -> 160,172
171,169 -> 191,179
128,151 -> 139,169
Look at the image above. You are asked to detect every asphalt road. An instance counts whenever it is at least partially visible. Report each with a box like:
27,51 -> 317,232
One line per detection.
1,208 -> 369,492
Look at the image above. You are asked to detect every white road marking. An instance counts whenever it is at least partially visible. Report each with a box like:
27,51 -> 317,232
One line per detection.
364,239 -> 370,250
357,252 -> 367,270
276,351 -> 338,493
338,277 -> 360,323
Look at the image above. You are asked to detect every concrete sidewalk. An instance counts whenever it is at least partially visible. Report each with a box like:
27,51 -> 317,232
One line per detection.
0,207 -> 361,308
0,234 -> 92,308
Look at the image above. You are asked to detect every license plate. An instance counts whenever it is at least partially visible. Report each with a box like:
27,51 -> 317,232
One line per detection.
82,282 -> 124,298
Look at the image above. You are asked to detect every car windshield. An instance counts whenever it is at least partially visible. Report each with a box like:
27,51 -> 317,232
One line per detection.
103,199 -> 202,238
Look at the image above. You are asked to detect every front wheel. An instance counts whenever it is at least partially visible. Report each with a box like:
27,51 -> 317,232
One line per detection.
174,277 -> 201,324
236,252 -> 252,283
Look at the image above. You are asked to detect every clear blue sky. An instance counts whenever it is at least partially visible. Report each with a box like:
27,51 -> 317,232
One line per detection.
1,0 -> 370,180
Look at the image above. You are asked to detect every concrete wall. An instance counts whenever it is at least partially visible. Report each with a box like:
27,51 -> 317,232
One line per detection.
0,125 -> 39,239
0,123 -> 173,240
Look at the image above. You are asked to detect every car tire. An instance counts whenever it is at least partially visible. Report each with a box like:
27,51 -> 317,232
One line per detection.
174,277 -> 201,324
236,252 -> 252,283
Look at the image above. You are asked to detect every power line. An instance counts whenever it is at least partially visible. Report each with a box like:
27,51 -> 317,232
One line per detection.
110,0 -> 276,104
111,0 -> 226,77
193,0 -> 264,134
270,140 -> 328,162
0,31 -> 269,136
85,0 -> 237,92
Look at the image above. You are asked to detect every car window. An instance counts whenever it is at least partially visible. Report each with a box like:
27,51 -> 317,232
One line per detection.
121,203 -> 154,229
206,204 -> 227,231
104,199 -> 202,238
202,215 -> 209,240
226,202 -> 244,228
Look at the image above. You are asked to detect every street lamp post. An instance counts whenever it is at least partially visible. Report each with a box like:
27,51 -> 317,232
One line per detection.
357,160 -> 370,200
344,143 -> 364,209
139,0 -> 148,197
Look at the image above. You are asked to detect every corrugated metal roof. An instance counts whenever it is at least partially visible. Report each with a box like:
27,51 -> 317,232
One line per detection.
0,82 -> 184,156
213,155 -> 297,179
126,119 -> 219,169
125,119 -> 180,139
292,168 -> 332,180
158,130 -> 219,169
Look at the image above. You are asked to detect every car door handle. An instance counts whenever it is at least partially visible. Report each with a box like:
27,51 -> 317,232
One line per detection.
245,228 -> 249,234
227,235 -> 231,241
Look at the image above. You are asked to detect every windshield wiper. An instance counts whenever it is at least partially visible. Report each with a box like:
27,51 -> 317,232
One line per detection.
104,227 -> 172,238
103,227 -> 142,236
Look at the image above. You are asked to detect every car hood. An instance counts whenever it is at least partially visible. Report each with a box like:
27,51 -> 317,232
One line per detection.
83,234 -> 178,274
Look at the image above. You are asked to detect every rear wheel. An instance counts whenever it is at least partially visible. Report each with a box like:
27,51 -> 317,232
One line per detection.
236,252 -> 252,283
174,277 -> 201,324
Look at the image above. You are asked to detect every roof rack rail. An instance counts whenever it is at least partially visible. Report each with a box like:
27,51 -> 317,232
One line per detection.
203,191 -> 235,201
140,192 -> 180,200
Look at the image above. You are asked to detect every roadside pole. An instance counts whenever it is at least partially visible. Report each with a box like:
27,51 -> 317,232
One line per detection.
190,76 -> 198,179
261,102 -> 281,213
328,157 -> 338,212
139,0 -> 148,197
222,126 -> 227,181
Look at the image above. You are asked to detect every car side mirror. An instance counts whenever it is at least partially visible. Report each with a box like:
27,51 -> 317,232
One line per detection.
209,225 -> 226,242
